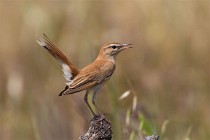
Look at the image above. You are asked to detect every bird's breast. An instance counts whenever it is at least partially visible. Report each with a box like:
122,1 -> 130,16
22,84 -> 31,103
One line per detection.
96,61 -> 115,82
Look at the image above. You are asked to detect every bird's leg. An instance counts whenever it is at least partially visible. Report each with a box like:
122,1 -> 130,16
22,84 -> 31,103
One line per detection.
92,90 -> 97,108
92,89 -> 104,116
84,90 -> 96,116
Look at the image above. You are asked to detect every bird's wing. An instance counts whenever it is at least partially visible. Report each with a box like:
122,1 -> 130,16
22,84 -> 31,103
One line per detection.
59,72 -> 98,96
36,34 -> 79,82
61,60 -> 115,95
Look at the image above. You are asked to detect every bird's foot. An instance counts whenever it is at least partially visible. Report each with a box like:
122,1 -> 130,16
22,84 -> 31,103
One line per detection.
91,114 -> 106,123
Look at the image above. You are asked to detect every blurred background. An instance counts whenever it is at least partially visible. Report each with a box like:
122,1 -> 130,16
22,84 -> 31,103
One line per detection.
0,0 -> 209,140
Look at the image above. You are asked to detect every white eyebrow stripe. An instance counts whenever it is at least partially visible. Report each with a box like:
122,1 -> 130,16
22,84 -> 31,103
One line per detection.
108,43 -> 121,47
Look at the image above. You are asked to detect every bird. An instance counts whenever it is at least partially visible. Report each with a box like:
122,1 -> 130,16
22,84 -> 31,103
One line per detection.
36,34 -> 133,116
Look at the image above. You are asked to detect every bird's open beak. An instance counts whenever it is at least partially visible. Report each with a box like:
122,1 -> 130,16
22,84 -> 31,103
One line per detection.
121,44 -> 133,49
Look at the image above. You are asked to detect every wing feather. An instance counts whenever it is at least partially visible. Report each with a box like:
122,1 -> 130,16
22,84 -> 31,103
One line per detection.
61,60 -> 115,95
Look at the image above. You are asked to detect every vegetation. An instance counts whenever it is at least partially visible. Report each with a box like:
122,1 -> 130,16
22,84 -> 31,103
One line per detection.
0,1 -> 209,140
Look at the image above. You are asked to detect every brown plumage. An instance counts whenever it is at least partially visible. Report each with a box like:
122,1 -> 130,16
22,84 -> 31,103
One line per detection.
37,34 -> 132,116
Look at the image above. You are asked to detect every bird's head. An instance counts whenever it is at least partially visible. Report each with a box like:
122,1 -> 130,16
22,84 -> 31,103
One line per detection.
98,43 -> 133,60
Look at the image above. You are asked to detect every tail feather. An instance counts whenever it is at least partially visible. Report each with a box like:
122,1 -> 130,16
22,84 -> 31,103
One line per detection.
37,34 -> 79,82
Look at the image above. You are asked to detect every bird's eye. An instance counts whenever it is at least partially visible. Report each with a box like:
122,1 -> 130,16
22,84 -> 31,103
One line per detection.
111,45 -> 117,49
